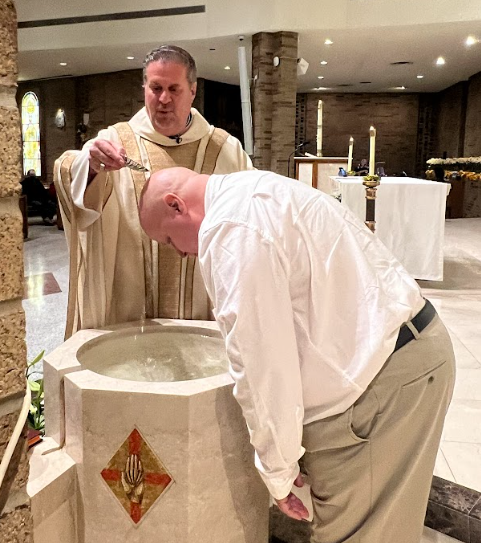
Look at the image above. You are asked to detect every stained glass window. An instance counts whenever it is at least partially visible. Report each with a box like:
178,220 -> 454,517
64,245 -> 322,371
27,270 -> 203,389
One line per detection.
21,92 -> 41,176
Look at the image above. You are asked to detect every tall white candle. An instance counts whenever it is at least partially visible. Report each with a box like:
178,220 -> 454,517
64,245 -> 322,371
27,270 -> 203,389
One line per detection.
347,136 -> 354,172
317,100 -> 323,157
369,126 -> 376,175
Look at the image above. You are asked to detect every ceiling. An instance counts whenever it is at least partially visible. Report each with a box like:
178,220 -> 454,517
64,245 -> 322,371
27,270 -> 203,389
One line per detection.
15,1 -> 481,94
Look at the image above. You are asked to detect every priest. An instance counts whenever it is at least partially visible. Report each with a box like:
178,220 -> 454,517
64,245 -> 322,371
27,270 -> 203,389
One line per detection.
54,45 -> 252,337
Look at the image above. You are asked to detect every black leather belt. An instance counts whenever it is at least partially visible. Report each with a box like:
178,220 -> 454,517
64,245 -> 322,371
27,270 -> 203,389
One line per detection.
394,299 -> 437,353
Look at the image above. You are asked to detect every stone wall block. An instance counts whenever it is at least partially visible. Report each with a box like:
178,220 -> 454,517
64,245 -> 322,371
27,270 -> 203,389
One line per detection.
0,309 -> 27,397
0,1 -> 18,88
0,212 -> 24,301
0,106 -> 22,197
0,506 -> 33,542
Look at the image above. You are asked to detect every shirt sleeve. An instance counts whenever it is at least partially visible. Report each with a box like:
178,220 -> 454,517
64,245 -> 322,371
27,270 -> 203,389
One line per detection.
199,223 -> 305,500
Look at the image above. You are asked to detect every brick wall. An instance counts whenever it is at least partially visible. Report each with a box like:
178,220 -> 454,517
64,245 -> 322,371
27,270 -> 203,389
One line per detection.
0,0 -> 33,539
252,31 -> 298,175
252,32 -> 275,171
464,72 -> 481,157
299,93 -> 420,176
203,80 -> 243,144
76,70 -> 144,145
431,82 -> 467,159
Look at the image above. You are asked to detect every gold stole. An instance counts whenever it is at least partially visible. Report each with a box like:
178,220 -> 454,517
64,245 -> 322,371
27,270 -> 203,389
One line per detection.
55,154 -> 79,337
114,123 -> 229,320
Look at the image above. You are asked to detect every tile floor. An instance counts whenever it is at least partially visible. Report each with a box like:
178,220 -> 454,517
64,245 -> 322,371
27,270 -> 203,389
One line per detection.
422,527 -> 462,542
23,218 -> 481,543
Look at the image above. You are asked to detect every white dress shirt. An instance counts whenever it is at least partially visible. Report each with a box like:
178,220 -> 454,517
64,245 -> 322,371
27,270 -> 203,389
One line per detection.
198,170 -> 425,500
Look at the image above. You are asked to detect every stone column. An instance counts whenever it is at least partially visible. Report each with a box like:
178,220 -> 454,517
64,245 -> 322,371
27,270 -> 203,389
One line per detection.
0,1 -> 33,540
252,31 -> 298,176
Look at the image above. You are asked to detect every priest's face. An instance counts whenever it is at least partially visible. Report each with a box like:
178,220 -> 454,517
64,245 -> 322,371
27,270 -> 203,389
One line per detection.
144,61 -> 197,137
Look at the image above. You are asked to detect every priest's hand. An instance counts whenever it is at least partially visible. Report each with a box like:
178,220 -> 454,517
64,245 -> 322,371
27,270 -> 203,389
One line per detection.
275,473 -> 309,521
89,139 -> 127,174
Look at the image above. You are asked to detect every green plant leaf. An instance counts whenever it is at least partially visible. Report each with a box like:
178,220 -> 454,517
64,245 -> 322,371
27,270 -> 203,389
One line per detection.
27,350 -> 45,369
28,380 -> 41,392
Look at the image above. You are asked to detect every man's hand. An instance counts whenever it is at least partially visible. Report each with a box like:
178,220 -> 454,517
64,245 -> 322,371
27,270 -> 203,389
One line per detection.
275,473 -> 309,521
88,139 -> 127,174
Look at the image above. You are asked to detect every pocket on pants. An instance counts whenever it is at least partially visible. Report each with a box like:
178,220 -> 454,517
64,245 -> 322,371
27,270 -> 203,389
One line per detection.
401,359 -> 446,390
303,408 -> 370,453
388,359 -> 449,427
348,385 -> 381,442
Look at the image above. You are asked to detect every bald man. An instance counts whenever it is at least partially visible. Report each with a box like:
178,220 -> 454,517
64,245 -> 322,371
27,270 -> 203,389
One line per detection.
139,167 -> 455,543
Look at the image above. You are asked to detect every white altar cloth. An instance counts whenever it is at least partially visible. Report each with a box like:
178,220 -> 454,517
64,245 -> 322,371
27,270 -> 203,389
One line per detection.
328,177 -> 451,281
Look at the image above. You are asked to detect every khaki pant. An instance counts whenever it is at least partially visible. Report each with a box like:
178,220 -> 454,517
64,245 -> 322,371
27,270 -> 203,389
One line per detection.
302,315 -> 455,543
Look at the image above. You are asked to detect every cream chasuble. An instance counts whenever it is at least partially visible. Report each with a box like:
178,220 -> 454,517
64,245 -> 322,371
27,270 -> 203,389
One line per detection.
54,108 -> 252,338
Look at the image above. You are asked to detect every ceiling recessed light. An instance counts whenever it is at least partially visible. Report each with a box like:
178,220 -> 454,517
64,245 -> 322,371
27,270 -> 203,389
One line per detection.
317,86 -> 329,91
224,66 -> 231,70
324,39 -> 333,45
317,76 -> 324,80
126,56 -> 135,60
320,60 -> 328,65
59,62 -> 67,66
436,56 -> 446,66
417,75 -> 424,79
392,86 -> 407,90
466,36 -> 478,46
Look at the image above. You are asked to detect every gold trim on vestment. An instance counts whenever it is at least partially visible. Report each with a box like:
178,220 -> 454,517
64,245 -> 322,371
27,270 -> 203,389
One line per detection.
57,154 -> 80,337
114,122 -> 154,318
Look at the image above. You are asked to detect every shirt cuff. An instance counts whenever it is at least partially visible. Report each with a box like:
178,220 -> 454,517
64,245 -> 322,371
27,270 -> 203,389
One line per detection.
256,461 -> 301,501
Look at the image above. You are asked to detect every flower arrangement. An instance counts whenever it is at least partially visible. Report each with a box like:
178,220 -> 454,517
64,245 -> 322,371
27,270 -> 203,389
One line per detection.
362,174 -> 381,183
426,156 -> 481,182
427,156 -> 481,166
426,170 -> 481,182
427,157 -> 481,176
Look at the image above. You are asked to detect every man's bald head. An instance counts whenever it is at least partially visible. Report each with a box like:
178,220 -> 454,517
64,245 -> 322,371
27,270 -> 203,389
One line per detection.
139,167 -> 209,257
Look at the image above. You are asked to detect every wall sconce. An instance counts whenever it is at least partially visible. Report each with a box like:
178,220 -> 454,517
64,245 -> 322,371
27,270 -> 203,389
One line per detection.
272,56 -> 309,75
55,108 -> 66,128
297,58 -> 309,75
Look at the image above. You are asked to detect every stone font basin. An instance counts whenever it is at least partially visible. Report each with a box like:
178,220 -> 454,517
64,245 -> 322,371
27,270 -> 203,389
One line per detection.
37,320 -> 269,543
76,325 -> 229,382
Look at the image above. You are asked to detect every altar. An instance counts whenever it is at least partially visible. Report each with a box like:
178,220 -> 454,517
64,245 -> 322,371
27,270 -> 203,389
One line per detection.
328,177 -> 451,281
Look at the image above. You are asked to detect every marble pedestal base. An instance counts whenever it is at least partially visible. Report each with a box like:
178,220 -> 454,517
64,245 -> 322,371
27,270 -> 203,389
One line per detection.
30,320 -> 269,543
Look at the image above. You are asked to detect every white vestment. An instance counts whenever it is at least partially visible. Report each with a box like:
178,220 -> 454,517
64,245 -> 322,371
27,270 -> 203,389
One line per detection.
54,107 -> 252,337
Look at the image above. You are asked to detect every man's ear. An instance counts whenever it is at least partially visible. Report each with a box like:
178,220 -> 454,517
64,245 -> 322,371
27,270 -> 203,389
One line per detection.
190,82 -> 197,101
163,193 -> 185,214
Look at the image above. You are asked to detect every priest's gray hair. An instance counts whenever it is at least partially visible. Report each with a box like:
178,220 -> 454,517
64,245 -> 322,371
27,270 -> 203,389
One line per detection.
143,45 -> 197,85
